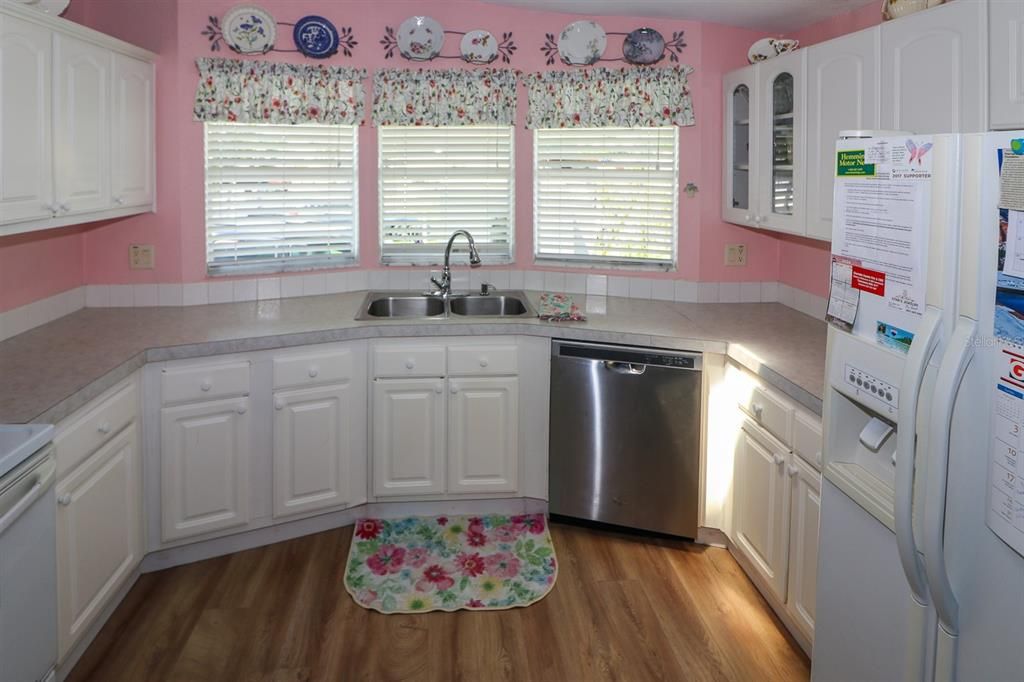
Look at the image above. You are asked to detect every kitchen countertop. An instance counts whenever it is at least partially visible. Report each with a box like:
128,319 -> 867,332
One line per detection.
0,291 -> 827,425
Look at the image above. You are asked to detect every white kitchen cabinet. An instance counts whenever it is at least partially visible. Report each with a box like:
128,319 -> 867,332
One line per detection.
0,13 -> 52,225
110,52 -> 154,208
805,28 -> 880,241
372,378 -> 447,496
53,32 -> 110,217
160,396 -> 251,541
448,376 -> 519,494
756,50 -> 806,235
785,453 -> 821,643
990,0 -> 1024,130
56,425 -> 141,660
273,382 -> 358,518
880,0 -> 985,134
733,422 -> 792,603
723,65 -> 759,227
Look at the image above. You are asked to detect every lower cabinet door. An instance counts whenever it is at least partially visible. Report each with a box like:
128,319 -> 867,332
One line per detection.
372,378 -> 446,496
785,455 -> 821,642
733,425 -> 791,602
160,396 -> 250,541
273,383 -> 357,518
56,426 -> 140,660
447,376 -> 519,494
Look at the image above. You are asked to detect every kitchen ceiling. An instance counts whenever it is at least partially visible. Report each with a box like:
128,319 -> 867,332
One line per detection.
481,0 -> 878,32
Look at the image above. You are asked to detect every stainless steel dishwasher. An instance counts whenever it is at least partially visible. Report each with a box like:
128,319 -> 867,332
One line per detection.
548,340 -> 703,538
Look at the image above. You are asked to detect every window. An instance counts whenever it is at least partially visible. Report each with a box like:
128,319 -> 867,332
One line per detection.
204,123 -> 358,275
533,127 -> 679,268
378,126 -> 514,265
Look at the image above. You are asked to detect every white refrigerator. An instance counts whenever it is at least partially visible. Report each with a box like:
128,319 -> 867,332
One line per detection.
812,130 -> 1024,682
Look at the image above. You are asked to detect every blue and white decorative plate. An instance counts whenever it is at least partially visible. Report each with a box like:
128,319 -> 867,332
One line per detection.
623,28 -> 665,65
222,4 -> 276,55
293,15 -> 339,59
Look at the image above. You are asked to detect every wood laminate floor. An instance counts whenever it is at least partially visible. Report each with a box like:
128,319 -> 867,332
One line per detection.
68,523 -> 810,682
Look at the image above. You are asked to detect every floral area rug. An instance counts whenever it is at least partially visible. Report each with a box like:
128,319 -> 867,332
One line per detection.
344,514 -> 558,614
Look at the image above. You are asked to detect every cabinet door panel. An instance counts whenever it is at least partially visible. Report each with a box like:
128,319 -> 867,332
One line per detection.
0,15 -> 52,224
448,377 -> 519,493
160,397 -> 250,541
56,427 -> 140,660
990,0 -> 1024,130
722,65 -> 759,226
757,50 -> 806,235
786,456 -> 821,643
110,53 -> 153,208
372,379 -> 446,496
734,427 -> 791,602
880,0 -> 984,134
53,33 -> 111,215
806,29 -> 879,241
273,383 -> 355,517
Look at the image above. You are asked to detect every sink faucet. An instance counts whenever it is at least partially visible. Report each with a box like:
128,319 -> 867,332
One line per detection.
431,230 -> 481,297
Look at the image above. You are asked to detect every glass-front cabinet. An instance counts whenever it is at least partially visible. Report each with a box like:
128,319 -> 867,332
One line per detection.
722,52 -> 806,236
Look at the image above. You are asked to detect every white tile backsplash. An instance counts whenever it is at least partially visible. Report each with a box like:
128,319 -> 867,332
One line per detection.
698,282 -> 720,303
302,273 -> 326,296
486,270 -> 511,291
718,282 -> 740,303
760,281 -> 779,303
608,276 -> 630,298
182,282 -> 209,306
674,280 -> 698,303
350,269 -> 370,292
86,285 -> 110,308
385,269 -> 410,291
651,279 -> 675,301
586,275 -> 607,297
133,284 -> 159,307
629,278 -> 652,299
324,271 -> 348,294
258,277 -> 281,300
208,280 -> 234,304
158,284 -> 183,307
369,270 -> 388,290
109,285 -> 134,308
524,270 -> 545,291
508,269 -> 525,290
740,282 -> 762,303
564,273 -> 587,295
280,275 -> 304,298
233,279 -> 258,302
543,271 -> 566,293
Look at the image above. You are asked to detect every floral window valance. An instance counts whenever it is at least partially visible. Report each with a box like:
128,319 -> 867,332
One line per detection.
524,66 -> 695,129
372,68 -> 517,127
193,58 -> 366,125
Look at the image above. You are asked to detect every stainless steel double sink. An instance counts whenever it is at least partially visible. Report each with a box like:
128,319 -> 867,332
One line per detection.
354,290 -> 536,320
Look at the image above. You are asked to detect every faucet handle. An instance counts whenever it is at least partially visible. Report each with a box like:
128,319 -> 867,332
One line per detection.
430,276 -> 444,291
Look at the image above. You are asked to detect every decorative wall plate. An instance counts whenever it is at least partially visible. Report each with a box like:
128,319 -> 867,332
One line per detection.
460,30 -> 499,64
557,20 -> 606,65
293,15 -> 339,58
222,5 -> 276,54
623,28 -> 665,65
747,37 -> 799,63
397,16 -> 444,61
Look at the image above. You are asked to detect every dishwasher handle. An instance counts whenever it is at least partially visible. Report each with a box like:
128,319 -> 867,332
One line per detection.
0,455 -> 55,537
603,361 -> 647,376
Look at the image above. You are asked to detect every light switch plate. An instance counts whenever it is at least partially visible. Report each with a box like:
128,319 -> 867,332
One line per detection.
130,244 -> 155,269
725,244 -> 747,266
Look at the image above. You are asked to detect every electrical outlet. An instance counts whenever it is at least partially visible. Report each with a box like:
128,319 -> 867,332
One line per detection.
130,244 -> 155,269
725,244 -> 747,266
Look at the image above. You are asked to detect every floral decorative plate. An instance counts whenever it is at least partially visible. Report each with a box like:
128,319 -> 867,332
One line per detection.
747,37 -> 799,63
623,27 -> 665,65
292,15 -> 339,59
397,16 -> 444,61
222,5 -> 276,55
460,29 -> 498,64
558,20 -> 606,66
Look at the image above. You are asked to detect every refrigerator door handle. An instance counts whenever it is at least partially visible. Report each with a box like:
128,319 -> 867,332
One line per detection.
895,306 -> 942,606
923,317 -> 976,641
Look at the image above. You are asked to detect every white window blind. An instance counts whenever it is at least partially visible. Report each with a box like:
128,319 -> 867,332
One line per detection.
378,126 -> 514,265
204,123 -> 358,275
534,127 -> 679,268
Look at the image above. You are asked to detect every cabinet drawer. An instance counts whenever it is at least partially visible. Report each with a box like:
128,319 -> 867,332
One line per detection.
161,360 -> 250,405
273,347 -> 353,390
740,386 -> 794,446
55,379 -> 137,478
447,345 -> 518,376
373,345 -> 446,378
792,411 -> 823,471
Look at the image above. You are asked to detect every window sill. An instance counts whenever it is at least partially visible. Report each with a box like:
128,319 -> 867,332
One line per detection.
207,259 -> 359,278
532,258 -> 676,273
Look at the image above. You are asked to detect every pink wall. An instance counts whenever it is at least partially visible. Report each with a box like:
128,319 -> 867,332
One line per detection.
774,1 -> 884,298
0,227 -> 84,310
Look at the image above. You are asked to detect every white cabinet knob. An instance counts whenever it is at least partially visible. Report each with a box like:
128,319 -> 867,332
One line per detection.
97,422 -> 111,435
479,357 -> 489,368
200,379 -> 212,392
744,213 -> 752,222
113,196 -> 125,205
308,365 -> 319,378
752,403 -> 764,419
58,494 -> 71,506
773,453 -> 785,467
405,359 -> 416,370
236,405 -> 247,414
450,383 -> 459,394
434,384 -> 443,394
815,451 -> 822,463
755,215 -> 763,224
274,397 -> 285,410
787,464 -> 799,478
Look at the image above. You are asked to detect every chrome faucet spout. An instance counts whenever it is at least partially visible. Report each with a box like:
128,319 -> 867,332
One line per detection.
432,230 -> 482,297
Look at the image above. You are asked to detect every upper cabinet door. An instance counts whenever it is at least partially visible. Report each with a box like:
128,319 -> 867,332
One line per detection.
806,29 -> 880,242
722,65 -> 759,227
880,0 -> 985,134
757,50 -> 806,235
989,0 -> 1024,130
53,33 -> 111,216
0,15 -> 52,224
110,53 -> 154,208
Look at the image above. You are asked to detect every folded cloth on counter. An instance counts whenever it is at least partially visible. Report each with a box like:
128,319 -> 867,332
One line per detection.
537,292 -> 587,322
